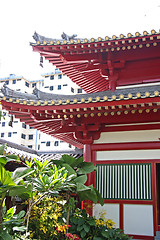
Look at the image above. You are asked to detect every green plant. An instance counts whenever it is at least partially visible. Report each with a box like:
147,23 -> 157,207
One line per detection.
0,204 -> 26,240
52,155 -> 104,205
24,158 -> 76,234
28,195 -> 64,239
68,208 -> 132,240
0,144 -> 32,238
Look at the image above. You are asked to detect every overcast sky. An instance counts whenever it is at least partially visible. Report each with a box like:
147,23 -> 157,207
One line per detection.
0,0 -> 159,80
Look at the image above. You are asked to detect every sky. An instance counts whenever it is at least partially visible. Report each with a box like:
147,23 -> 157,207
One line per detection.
0,0 -> 160,81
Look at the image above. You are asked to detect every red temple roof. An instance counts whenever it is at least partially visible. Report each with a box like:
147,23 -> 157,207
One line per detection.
1,84 -> 160,148
31,30 -> 160,92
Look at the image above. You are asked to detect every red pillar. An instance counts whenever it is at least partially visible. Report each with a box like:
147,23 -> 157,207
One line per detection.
83,144 -> 93,215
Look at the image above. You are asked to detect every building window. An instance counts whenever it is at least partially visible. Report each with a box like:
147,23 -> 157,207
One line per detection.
14,121 -> 18,123
41,141 -> 45,144
22,123 -> 26,129
12,80 -> 16,84
58,85 -> 61,90
96,163 -> 152,200
38,145 -> 40,150
32,83 -> 36,88
58,74 -> 62,79
5,80 -> 9,85
28,145 -> 32,149
29,126 -> 34,129
50,75 -> 54,80
69,144 -> 72,148
13,132 -> 17,134
44,86 -> 49,88
46,141 -> 50,146
50,86 -> 54,91
71,87 -> 74,93
25,82 -> 29,87
21,134 -> 26,139
2,122 -> 5,127
8,132 -> 12,137
63,84 -> 68,87
78,88 -> 82,93
54,141 -> 59,146
1,133 -> 4,137
28,135 -> 33,140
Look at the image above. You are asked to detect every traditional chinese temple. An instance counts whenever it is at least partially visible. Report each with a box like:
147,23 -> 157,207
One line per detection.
1,29 -> 160,239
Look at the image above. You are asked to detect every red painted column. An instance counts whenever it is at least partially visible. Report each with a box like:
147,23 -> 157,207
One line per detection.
83,144 -> 93,215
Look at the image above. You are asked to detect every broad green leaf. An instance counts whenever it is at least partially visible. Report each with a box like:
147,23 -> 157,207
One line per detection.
94,188 -> 104,206
84,224 -> 90,233
80,229 -> 86,238
78,162 -> 95,174
62,163 -> 77,176
88,219 -> 96,226
93,236 -> 104,240
8,184 -> 31,197
0,231 -> 12,240
0,157 -> 7,166
77,224 -> 84,231
77,183 -> 90,192
78,187 -> 97,203
77,218 -> 85,226
0,166 -> 15,186
101,230 -> 109,238
72,156 -> 84,168
73,175 -> 87,184
16,210 -> 25,219
60,154 -> 76,166
51,159 -> 64,166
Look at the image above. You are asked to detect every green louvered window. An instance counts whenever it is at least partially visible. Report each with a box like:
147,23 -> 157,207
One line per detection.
96,163 -> 152,200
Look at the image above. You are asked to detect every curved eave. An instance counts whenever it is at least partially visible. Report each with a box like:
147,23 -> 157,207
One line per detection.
1,87 -> 160,148
31,30 -> 160,93
31,29 -> 160,47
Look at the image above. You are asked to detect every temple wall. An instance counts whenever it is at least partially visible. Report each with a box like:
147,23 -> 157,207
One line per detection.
94,129 -> 160,144
123,204 -> 154,236
96,149 -> 160,160
92,129 -> 158,238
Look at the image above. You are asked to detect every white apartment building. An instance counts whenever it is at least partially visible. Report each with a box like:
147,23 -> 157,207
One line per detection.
0,70 -> 84,151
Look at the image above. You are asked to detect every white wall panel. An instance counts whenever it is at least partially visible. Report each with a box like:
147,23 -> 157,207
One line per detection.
97,149 -> 160,160
124,204 -> 154,236
94,129 -> 160,144
93,203 -> 119,228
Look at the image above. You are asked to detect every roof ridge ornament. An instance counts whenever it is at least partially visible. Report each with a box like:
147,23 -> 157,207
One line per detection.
61,32 -> 77,41
32,31 -> 78,44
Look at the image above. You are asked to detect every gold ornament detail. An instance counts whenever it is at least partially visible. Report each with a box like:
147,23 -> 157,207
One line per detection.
145,92 -> 150,97
154,91 -> 159,96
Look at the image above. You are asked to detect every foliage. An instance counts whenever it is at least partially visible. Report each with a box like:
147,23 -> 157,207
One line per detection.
0,147 -> 131,240
28,195 -> 64,239
68,208 -> 132,240
0,204 -> 26,240
52,155 -> 104,205
0,144 -> 32,240
24,157 -> 76,234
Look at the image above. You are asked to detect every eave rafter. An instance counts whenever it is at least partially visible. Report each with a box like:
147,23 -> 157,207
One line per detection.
32,30 -> 160,93
2,92 -> 160,147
